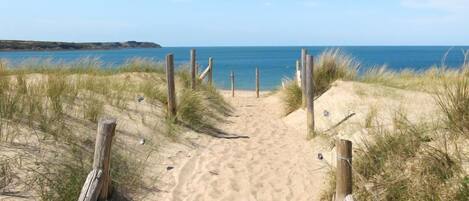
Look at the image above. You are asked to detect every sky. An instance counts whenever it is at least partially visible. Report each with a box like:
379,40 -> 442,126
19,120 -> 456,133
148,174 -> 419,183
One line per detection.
1,0 -> 468,46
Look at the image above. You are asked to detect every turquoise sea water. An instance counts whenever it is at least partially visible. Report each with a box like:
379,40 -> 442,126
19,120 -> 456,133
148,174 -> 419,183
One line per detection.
0,46 -> 468,90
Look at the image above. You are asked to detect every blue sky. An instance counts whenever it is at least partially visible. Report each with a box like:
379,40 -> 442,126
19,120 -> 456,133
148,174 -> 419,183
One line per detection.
1,0 -> 468,46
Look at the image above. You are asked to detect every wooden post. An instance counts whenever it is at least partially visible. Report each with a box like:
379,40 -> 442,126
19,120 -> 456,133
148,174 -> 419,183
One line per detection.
196,63 -> 199,77
336,139 -> 353,201
78,118 -> 117,201
296,60 -> 301,87
208,57 -> 213,85
306,55 -> 315,137
190,49 -> 196,90
301,49 -> 307,108
166,54 -> 177,119
255,67 -> 260,98
230,71 -> 235,97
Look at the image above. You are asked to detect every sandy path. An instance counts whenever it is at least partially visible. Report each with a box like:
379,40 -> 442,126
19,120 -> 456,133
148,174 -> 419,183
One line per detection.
169,91 -> 328,201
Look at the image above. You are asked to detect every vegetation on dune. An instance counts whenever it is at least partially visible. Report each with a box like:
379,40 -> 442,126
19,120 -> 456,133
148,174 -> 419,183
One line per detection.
0,57 -> 230,200
321,109 -> 468,201
280,49 -> 359,114
436,76 -> 469,138
281,80 -> 302,115
313,49 -> 359,94
276,49 -> 469,201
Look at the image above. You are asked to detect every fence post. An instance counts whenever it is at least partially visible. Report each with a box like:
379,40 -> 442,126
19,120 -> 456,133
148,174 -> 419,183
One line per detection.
336,139 -> 353,201
166,54 -> 177,119
196,63 -> 199,77
231,71 -> 235,97
296,60 -> 301,87
208,57 -> 213,85
306,55 -> 315,137
256,67 -> 260,98
78,117 -> 117,201
301,48 -> 307,108
190,49 -> 196,90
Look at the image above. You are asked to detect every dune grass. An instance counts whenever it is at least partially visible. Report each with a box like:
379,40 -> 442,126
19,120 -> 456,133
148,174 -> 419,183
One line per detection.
322,111 -> 467,201
281,80 -> 302,115
298,49 -> 469,201
280,49 -> 359,114
0,57 -> 230,200
435,76 -> 469,138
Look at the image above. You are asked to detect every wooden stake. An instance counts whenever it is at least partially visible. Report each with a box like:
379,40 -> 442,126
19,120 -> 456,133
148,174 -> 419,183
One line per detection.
208,57 -> 213,85
231,71 -> 235,97
336,139 -> 353,201
166,54 -> 177,119
301,48 -> 307,108
296,60 -> 301,87
79,118 -> 117,201
190,49 -> 196,90
306,55 -> 315,137
255,67 -> 260,98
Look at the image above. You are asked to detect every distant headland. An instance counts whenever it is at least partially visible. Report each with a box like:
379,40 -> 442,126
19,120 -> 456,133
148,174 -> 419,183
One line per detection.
0,40 -> 161,51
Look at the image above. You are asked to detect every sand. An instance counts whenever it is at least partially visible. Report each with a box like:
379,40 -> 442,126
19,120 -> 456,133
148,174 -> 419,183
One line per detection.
150,90 -> 329,201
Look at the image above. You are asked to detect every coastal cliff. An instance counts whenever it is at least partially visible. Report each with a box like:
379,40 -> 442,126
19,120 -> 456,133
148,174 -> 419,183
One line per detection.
0,40 -> 161,51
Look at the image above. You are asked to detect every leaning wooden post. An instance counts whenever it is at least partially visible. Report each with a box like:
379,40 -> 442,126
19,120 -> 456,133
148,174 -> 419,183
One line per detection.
208,57 -> 213,85
336,139 -> 353,201
190,49 -> 197,90
301,49 -> 307,108
230,71 -> 235,97
255,67 -> 260,98
166,54 -> 177,119
306,55 -> 315,137
78,118 -> 117,201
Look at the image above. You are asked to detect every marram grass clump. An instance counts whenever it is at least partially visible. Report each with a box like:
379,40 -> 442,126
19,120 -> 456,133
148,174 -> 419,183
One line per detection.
280,49 -> 359,114
314,49 -> 359,94
281,80 -> 302,115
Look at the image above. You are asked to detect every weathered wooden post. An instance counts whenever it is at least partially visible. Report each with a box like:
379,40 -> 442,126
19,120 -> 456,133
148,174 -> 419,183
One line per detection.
78,117 -> 117,201
296,60 -> 301,87
230,71 -> 235,97
208,57 -> 213,85
336,139 -> 353,201
190,49 -> 197,90
301,49 -> 307,108
255,67 -> 260,98
166,54 -> 177,119
196,63 -> 200,77
306,55 -> 315,137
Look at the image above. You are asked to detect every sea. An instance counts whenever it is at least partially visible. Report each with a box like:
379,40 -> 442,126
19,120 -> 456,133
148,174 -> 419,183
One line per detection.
0,46 -> 468,90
